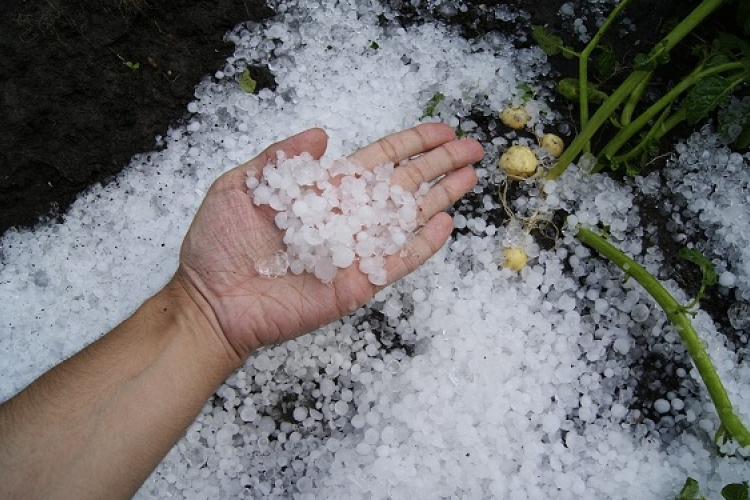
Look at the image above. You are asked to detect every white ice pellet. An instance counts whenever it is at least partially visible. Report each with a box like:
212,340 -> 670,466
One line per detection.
719,271 -> 737,288
654,399 -> 671,414
249,152 -> 424,285
255,251 -> 290,278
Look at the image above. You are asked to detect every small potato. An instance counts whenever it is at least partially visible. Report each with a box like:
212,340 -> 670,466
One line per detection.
499,145 -> 538,180
500,106 -> 530,130
502,247 -> 528,271
540,133 -> 565,158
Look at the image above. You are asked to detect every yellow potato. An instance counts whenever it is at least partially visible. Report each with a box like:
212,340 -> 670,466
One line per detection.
540,133 -> 565,158
500,106 -> 530,129
499,145 -> 538,180
502,247 -> 528,271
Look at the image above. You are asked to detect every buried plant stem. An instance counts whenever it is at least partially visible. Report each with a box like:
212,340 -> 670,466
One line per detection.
576,227 -> 750,448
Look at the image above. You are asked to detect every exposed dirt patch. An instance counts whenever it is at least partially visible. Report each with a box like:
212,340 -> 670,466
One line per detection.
0,0 -> 273,235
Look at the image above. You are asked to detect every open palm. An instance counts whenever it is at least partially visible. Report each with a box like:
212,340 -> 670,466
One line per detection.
175,124 -> 483,361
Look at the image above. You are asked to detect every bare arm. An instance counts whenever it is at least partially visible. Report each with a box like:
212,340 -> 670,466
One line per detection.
0,124 -> 484,499
0,279 -> 236,499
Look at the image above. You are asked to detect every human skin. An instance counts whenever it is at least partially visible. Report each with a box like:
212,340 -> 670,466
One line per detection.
0,123 -> 484,499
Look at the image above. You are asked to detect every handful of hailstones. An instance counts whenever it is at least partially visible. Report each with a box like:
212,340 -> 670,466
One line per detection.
247,152 -> 429,285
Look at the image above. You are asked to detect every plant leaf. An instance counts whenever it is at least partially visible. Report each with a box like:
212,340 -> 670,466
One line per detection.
678,248 -> 718,288
676,477 -> 703,500
634,41 -> 671,70
736,0 -> 750,36
239,69 -> 258,94
718,96 -> 750,147
713,33 -> 750,71
556,78 -> 609,104
532,25 -> 578,59
422,92 -> 445,118
595,44 -> 617,81
517,83 -> 536,102
682,75 -> 734,125
722,482 -> 749,500
733,120 -> 750,149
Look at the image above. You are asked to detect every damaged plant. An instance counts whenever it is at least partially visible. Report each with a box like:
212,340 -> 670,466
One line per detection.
533,0 -> 750,179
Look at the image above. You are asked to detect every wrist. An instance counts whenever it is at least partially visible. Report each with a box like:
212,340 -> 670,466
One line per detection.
165,272 -> 246,373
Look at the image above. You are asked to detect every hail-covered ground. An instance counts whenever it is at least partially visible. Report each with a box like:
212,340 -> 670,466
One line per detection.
1,1 -> 749,498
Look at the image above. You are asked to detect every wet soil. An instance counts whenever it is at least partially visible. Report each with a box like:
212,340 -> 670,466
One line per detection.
0,0 -> 273,235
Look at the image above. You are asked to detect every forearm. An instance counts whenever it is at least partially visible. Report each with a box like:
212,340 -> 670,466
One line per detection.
0,278 -> 240,500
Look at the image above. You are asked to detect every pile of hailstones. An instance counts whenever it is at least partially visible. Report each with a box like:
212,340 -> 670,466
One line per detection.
247,152 -> 429,285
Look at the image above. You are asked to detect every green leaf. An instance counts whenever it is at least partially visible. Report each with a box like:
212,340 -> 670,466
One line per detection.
682,75 -> 734,125
556,78 -> 608,104
634,42 -> 671,70
737,0 -> 750,36
123,61 -> 140,71
624,162 -> 641,178
517,83 -> 536,102
722,482 -> 749,500
712,33 -> 750,72
677,477 -> 703,500
679,247 -> 718,288
595,44 -> 617,81
531,25 -> 578,59
733,120 -> 750,149
422,92 -> 445,118
238,68 -> 258,94
718,96 -> 750,147
369,40 -> 380,50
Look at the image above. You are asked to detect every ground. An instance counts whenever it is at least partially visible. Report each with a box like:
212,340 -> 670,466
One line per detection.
0,0 -> 743,333
0,0 -> 273,235
3,0 -> 739,236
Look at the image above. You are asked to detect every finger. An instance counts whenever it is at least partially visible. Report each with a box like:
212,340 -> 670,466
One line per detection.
349,123 -> 457,169
416,166 -> 478,224
390,137 -> 484,192
385,212 -> 454,284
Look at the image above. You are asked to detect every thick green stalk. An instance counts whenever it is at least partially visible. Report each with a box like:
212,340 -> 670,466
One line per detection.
547,69 -> 651,179
598,108 -> 685,170
620,71 -> 653,127
579,0 -> 636,150
576,227 -> 750,448
599,62 -> 745,161
546,0 -> 728,180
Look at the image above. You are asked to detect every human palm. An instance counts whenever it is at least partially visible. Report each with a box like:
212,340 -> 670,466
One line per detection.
176,124 -> 483,360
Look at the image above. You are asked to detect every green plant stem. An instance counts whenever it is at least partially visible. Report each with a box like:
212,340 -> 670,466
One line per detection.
604,108 -> 685,168
548,69 -> 651,179
579,0 -> 636,151
576,227 -> 750,448
547,0 -> 728,180
598,62 -> 745,162
620,71 -> 653,127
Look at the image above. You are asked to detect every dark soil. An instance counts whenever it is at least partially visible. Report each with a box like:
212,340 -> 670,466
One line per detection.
0,0 -> 273,236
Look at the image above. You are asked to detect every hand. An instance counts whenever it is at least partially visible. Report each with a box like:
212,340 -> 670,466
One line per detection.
174,123 -> 484,363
